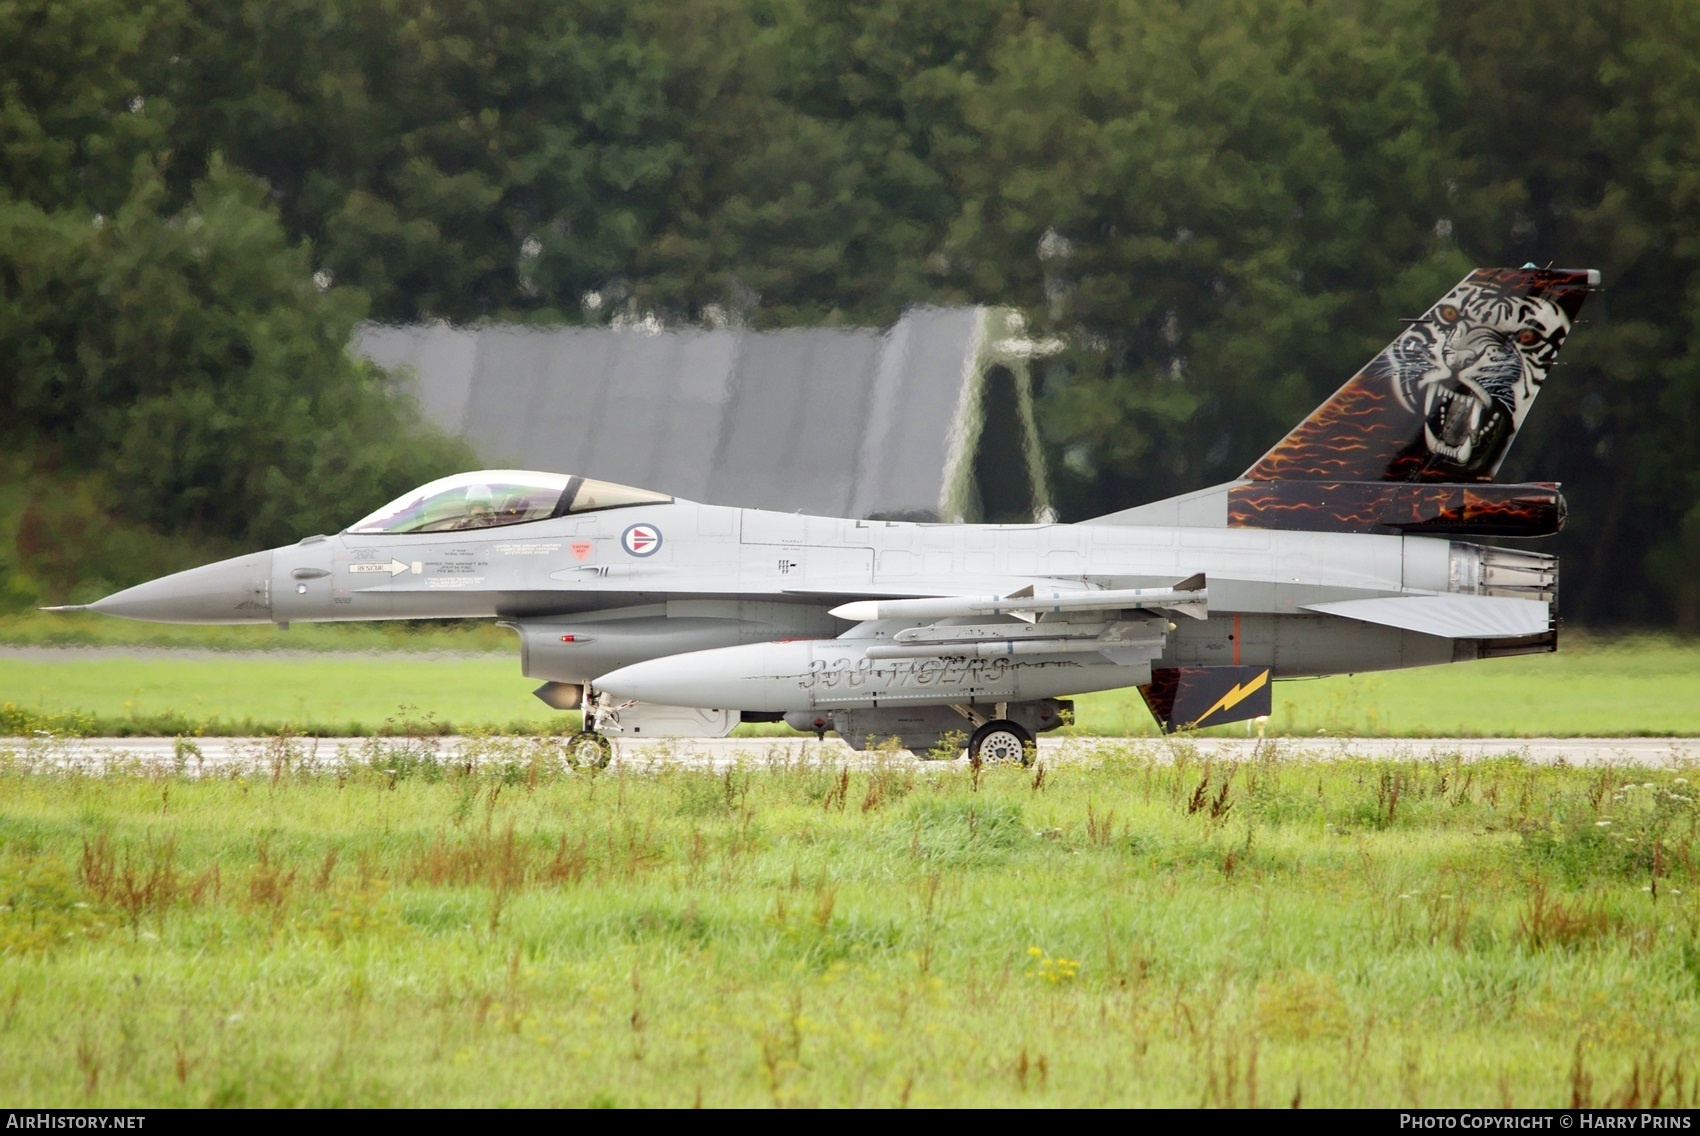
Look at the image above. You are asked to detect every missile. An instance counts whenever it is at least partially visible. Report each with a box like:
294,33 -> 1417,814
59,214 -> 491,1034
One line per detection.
864,635 -> 1162,660
829,573 -> 1207,623
895,620 -> 1112,643
890,617 -> 1178,644
865,618 -> 1167,660
595,636 -> 1163,712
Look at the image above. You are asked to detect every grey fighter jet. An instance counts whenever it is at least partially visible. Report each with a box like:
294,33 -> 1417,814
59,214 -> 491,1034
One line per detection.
55,267 -> 1597,762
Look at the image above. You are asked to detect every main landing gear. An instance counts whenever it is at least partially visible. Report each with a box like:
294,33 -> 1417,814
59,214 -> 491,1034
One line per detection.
953,703 -> 1036,766
968,719 -> 1036,765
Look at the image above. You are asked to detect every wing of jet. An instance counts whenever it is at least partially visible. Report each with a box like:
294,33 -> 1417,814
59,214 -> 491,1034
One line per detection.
56,267 -> 1599,759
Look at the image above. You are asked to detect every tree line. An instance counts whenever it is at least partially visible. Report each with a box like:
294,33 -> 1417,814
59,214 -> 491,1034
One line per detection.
3,0 -> 1697,628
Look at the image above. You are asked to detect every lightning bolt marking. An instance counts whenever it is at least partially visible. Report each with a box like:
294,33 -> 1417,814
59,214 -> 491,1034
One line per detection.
1185,669 -> 1270,728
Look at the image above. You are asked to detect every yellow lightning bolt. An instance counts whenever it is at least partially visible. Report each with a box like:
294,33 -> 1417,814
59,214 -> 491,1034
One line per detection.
1183,669 -> 1270,728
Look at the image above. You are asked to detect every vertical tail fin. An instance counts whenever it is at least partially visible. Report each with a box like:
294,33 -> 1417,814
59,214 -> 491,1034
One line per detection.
1245,268 -> 1598,483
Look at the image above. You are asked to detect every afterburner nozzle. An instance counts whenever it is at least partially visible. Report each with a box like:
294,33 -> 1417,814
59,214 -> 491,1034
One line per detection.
86,550 -> 275,624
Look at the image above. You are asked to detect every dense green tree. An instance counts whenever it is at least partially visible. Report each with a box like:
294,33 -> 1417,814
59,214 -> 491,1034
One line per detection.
951,0 -> 1475,510
1437,0 -> 1700,629
0,159 -> 471,550
151,0 -> 682,322
0,0 -> 177,214
628,0 -> 1018,324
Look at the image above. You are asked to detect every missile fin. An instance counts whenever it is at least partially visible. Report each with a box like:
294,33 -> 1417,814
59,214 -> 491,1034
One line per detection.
1173,572 -> 1206,593
1002,584 -> 1038,622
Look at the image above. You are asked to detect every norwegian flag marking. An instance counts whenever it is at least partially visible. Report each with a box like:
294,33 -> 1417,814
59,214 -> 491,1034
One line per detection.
622,523 -> 662,557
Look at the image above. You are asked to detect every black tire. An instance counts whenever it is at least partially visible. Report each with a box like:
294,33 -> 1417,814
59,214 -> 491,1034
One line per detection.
968,719 -> 1035,766
567,731 -> 612,769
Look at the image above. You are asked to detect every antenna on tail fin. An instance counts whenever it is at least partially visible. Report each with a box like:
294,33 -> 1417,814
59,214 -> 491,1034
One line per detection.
1244,268 -> 1599,484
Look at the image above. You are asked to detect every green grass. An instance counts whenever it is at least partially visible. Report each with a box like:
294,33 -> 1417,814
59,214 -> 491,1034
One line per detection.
0,653 -> 565,737
2,629 -> 1698,737
1,743 -> 1697,1106
0,611 -> 517,653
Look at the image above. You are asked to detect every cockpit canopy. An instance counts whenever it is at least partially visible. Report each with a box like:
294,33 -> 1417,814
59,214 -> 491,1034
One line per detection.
348,471 -> 673,534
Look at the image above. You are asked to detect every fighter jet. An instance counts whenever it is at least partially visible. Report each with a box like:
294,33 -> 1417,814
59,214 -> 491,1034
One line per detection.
54,267 -> 1596,763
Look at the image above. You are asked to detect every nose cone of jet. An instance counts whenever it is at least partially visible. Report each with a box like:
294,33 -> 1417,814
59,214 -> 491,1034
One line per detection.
87,550 -> 275,624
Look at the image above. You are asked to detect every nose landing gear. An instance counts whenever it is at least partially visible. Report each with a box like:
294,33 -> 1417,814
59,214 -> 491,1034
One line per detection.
566,685 -> 613,768
566,729 -> 613,769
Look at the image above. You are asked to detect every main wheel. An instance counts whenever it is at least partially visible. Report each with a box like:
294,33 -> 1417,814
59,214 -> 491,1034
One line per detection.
968,719 -> 1035,766
567,730 -> 612,769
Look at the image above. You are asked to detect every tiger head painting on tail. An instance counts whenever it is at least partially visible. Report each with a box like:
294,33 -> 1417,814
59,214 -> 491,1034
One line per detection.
1247,267 -> 1596,484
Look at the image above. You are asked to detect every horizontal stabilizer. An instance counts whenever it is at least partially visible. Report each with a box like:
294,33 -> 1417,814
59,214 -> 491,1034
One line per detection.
1304,594 -> 1550,639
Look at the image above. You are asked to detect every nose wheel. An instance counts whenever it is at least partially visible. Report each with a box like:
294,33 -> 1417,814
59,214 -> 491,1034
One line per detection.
968,719 -> 1035,766
566,730 -> 612,769
566,685 -> 613,768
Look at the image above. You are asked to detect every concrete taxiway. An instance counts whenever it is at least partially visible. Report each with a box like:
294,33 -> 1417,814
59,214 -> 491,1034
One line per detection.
2,734 -> 1695,774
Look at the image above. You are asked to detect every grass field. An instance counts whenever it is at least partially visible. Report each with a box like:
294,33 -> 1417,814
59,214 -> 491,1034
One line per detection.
0,652 -> 565,737
2,630 -> 1699,737
0,612 -> 516,653
1,741 -> 1697,1106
